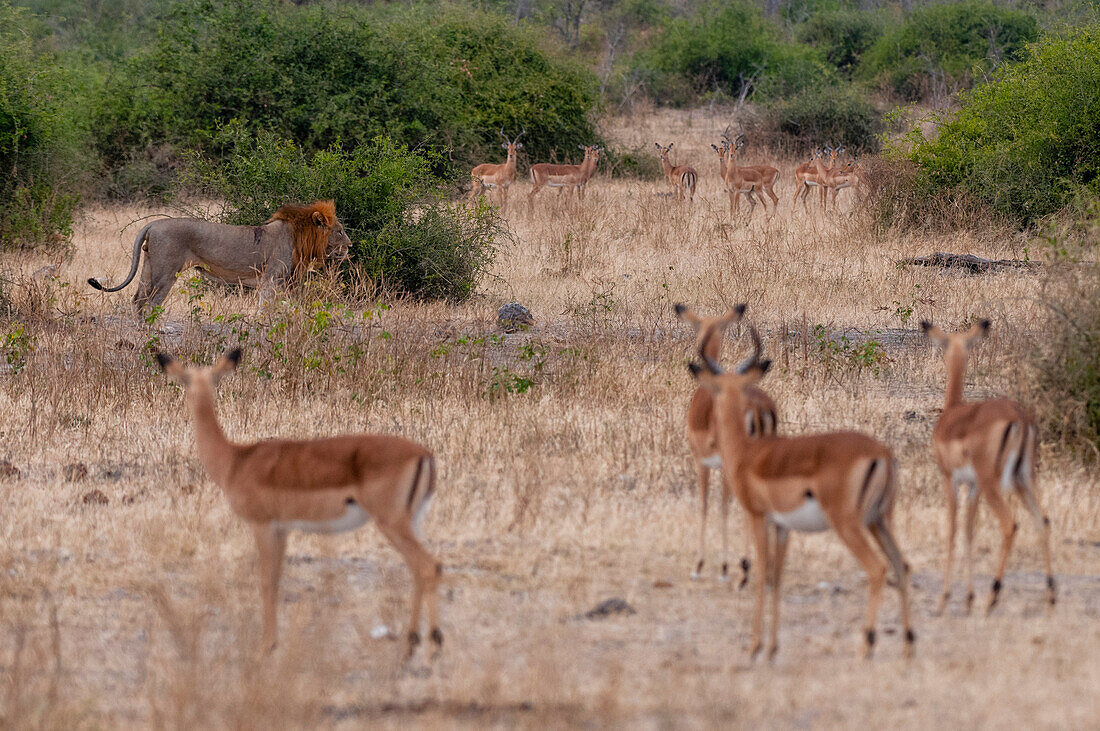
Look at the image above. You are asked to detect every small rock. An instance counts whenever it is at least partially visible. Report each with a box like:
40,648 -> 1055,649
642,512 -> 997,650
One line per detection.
653,580 -> 673,589
584,597 -> 636,620
62,463 -> 88,482
497,302 -> 535,333
0,461 -> 20,480
82,489 -> 109,506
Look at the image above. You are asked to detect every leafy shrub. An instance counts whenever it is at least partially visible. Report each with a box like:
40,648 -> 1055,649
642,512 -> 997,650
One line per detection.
94,0 -> 601,192
764,83 -> 883,152
0,5 -> 85,250
796,8 -> 885,75
908,26 -> 1100,225
604,145 -> 664,181
862,1 -> 1038,101
638,1 -> 830,105
180,129 -> 500,302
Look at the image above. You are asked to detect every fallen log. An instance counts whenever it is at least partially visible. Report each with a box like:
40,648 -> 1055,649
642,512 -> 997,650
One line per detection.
899,252 -> 1038,273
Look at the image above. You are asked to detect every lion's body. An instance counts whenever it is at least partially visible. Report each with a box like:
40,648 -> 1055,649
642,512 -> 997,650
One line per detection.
88,201 -> 350,315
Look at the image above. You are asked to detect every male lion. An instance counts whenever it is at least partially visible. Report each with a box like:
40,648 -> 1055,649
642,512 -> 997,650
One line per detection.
88,201 -> 352,315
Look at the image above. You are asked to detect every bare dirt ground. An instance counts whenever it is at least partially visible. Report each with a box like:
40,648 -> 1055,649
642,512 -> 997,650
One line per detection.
1,109 -> 1099,728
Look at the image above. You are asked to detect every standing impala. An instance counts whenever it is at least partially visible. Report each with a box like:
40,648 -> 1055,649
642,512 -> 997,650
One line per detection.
792,149 -> 825,211
527,144 -> 602,206
717,139 -> 767,219
675,303 -> 777,587
654,142 -> 698,202
469,128 -> 525,211
723,128 -> 780,212
156,349 -> 444,659
689,324 -> 914,660
921,320 -> 1055,615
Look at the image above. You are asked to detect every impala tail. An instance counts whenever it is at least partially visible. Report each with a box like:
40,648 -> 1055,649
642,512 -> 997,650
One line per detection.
407,455 -> 437,537
681,169 -> 697,195
859,457 -> 898,527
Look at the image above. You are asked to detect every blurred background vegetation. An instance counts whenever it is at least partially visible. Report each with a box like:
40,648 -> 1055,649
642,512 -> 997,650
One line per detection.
2,0 -> 1098,294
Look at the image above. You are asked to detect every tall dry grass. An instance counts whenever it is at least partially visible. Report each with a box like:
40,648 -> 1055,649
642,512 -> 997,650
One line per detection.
0,109 -> 1097,728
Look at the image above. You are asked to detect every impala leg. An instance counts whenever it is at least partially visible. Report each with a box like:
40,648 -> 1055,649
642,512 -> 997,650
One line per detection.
692,462 -> 710,579
728,190 -> 738,217
982,483 -> 1018,615
748,514 -> 769,660
766,184 -> 779,217
870,521 -> 915,658
253,523 -> 287,653
935,474 -> 958,615
719,482 -> 732,582
740,511 -> 753,590
1016,476 -> 1056,606
379,522 -> 442,658
963,485 -> 980,614
834,521 -> 887,659
767,525 -> 790,660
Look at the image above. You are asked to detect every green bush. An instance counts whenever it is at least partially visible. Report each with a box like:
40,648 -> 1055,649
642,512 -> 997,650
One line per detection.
909,26 -> 1100,225
0,4 -> 85,249
94,0 -> 601,192
181,128 -> 500,302
863,1 -> 1038,101
796,8 -> 885,75
638,1 -> 830,105
765,83 -> 883,152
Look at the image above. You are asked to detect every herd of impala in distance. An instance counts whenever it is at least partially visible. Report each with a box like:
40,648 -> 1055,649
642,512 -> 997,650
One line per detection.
132,123 -> 1055,667
467,125 -> 866,215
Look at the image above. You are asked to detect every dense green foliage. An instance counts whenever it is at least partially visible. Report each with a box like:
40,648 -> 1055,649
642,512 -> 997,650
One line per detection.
765,83 -> 882,151
909,26 -> 1100,224
95,0 -> 601,189
182,129 -> 499,302
863,1 -> 1039,100
0,4 -> 84,249
795,8 -> 885,75
639,1 -> 830,105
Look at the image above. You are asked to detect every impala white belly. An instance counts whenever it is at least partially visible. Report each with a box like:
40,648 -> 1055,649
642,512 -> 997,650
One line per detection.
701,455 -> 722,470
951,465 -> 977,487
279,501 -> 369,535
769,497 -> 829,533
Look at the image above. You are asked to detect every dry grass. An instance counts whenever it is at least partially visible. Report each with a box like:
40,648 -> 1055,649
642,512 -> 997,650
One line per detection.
1,109 -> 1098,728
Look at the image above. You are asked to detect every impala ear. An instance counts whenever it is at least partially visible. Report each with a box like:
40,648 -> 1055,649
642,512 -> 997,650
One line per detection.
966,319 -> 992,348
717,303 -> 748,328
502,143 -> 509,149
579,145 -> 586,150
155,351 -> 190,385
213,348 -> 242,378
920,321 -> 949,347
674,302 -> 701,327
655,143 -> 661,150
516,142 -> 523,149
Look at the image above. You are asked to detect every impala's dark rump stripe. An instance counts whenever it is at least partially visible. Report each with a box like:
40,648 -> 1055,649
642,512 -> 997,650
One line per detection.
406,457 -> 424,512
858,458 -> 879,514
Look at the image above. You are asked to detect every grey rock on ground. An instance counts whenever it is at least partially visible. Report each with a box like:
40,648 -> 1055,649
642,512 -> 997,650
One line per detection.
497,302 -> 535,333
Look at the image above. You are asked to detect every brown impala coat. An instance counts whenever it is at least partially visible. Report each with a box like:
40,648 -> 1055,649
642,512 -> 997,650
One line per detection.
921,320 -> 1054,615
158,349 -> 442,657
675,303 -> 776,584
691,324 -> 913,661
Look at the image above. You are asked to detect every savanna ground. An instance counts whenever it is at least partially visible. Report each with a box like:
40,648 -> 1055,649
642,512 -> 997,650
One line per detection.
2,109 -> 1099,728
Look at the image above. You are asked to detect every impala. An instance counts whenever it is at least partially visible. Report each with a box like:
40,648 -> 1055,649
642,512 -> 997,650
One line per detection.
156,349 -> 444,659
689,325 -> 914,660
675,303 -> 777,586
723,128 -> 780,212
469,128 -> 525,211
812,143 -> 844,212
921,320 -> 1055,615
716,139 -> 766,219
528,144 -> 602,205
826,156 -> 869,210
654,142 -> 698,202
791,149 -> 825,211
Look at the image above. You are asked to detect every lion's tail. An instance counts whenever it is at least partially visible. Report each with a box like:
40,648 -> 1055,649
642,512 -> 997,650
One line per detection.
88,221 -> 154,293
